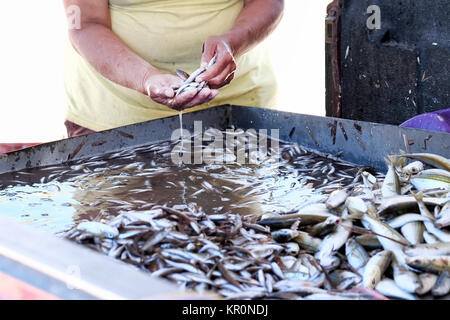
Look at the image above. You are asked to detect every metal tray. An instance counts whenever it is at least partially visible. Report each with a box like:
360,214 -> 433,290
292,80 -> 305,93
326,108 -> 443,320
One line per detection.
0,105 -> 448,299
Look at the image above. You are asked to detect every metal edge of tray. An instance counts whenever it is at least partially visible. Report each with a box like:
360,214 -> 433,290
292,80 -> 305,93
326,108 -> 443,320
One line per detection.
230,106 -> 450,172
0,215 -> 219,300
0,106 -> 233,175
1,105 -> 448,175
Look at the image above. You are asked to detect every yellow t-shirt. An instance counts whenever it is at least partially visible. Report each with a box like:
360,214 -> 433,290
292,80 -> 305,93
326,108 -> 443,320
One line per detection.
64,0 -> 278,131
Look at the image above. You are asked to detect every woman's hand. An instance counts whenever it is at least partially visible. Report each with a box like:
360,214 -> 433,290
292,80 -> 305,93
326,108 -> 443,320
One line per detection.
196,36 -> 237,89
144,73 -> 219,111
197,0 -> 284,89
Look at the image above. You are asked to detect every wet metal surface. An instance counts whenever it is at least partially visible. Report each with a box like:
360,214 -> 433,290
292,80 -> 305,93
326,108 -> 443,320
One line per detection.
0,133 -> 363,234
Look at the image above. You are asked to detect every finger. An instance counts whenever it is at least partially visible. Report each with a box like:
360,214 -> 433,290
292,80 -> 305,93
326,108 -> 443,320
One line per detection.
180,88 -> 215,109
207,64 -> 235,88
197,49 -> 231,82
209,72 -> 234,90
171,88 -> 199,106
208,89 -> 219,100
150,88 -> 195,110
150,95 -> 174,108
200,41 -> 216,69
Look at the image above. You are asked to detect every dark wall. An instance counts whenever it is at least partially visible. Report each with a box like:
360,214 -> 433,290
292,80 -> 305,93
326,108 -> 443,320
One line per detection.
328,0 -> 450,125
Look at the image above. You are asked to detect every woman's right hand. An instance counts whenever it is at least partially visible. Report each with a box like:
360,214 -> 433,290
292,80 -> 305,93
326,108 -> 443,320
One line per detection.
144,73 -> 218,111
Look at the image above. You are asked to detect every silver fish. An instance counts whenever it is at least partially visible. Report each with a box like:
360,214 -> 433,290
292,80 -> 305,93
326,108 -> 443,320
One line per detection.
375,278 -> 417,300
362,250 -> 392,289
387,213 -> 431,229
405,256 -> 450,273
345,238 -> 370,271
404,242 -> 450,257
400,222 -> 424,245
326,189 -> 348,209
392,256 -> 422,293
76,221 -> 119,239
416,273 -> 438,295
431,272 -> 450,297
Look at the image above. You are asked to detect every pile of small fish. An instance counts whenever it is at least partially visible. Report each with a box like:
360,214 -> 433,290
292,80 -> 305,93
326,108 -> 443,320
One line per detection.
63,151 -> 450,300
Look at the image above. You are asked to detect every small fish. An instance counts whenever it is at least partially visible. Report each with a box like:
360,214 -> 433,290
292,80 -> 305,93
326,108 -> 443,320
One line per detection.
423,231 -> 440,244
303,216 -> 341,237
326,189 -> 348,209
392,256 -> 422,293
377,196 -> 449,216
410,169 -> 450,191
381,156 -> 402,197
431,272 -> 450,297
402,161 -> 424,175
435,202 -> 450,228
355,235 -> 382,249
387,213 -> 431,229
284,242 -> 300,256
362,250 -> 392,289
329,270 -> 362,290
400,222 -> 424,245
344,197 -> 368,219
142,231 -> 167,251
315,220 -> 352,269
345,238 -> 370,271
375,278 -> 417,300
362,214 -> 410,253
76,221 -> 119,239
416,273 -> 438,295
292,231 -> 322,251
271,229 -> 299,243
423,220 -> 450,242
361,171 -> 377,189
259,206 -> 332,228
405,256 -> 450,273
412,191 -> 436,221
398,153 -> 450,171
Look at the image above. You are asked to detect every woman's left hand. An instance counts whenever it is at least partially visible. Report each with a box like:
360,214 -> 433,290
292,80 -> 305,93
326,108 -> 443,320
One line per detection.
196,36 -> 237,89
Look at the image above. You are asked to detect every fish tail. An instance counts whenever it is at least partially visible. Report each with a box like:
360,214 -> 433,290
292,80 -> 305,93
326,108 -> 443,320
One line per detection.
384,157 -> 392,168
388,155 -> 405,168
411,190 -> 423,202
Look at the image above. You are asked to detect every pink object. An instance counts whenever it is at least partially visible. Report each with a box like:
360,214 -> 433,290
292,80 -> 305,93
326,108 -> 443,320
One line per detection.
0,143 -> 41,154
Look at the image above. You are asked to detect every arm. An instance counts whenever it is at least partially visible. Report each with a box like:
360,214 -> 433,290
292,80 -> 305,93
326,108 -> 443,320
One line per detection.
197,0 -> 284,88
63,0 -> 217,110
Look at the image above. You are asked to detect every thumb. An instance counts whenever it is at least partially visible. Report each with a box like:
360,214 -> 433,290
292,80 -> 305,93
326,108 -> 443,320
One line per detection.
200,41 -> 216,68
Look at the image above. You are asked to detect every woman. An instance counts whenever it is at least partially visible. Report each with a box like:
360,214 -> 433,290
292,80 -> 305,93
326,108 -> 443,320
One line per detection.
63,0 -> 284,137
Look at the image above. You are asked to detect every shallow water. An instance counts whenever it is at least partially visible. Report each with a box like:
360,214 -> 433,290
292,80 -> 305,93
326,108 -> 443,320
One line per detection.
0,132 -> 361,234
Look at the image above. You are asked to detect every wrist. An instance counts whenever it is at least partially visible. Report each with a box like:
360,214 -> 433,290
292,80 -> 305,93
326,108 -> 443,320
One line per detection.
221,28 -> 248,58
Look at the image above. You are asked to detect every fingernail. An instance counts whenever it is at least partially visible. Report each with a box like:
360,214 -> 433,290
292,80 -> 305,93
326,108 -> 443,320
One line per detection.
165,89 -> 172,97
